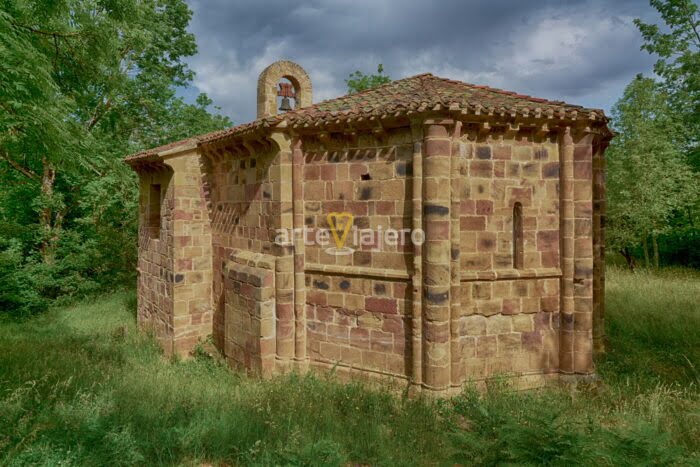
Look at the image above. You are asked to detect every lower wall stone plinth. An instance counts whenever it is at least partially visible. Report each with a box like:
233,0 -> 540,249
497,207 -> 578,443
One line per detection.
224,250 -> 276,376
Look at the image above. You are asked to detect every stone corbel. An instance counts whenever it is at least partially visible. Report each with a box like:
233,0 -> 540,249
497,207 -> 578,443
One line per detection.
372,126 -> 388,145
478,122 -> 491,138
344,130 -> 358,146
505,122 -> 520,139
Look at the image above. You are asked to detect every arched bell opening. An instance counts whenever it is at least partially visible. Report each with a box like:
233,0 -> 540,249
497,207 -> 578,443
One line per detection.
257,60 -> 312,118
277,77 -> 297,112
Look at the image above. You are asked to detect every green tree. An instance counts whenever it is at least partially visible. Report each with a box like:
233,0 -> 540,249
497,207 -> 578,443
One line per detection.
0,8 -> 80,262
606,75 -> 698,269
635,0 -> 700,166
0,0 -> 231,312
345,64 -> 391,93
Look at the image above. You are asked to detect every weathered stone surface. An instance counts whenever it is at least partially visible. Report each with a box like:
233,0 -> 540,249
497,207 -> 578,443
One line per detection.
129,60 -> 609,395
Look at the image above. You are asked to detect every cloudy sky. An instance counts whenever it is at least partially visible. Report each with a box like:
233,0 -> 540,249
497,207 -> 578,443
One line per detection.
182,0 -> 661,123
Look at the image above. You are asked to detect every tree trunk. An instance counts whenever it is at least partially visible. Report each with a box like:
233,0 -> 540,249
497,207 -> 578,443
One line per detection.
620,247 -> 636,271
642,236 -> 650,269
652,234 -> 660,269
39,158 -> 58,264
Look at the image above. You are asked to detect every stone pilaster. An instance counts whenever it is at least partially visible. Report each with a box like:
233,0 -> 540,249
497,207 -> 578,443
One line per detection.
449,122 -> 462,388
292,138 -> 308,369
163,149 -> 213,356
592,140 -> 607,357
573,132 -> 595,374
270,132 -> 296,369
422,120 -> 454,390
410,123 -> 424,388
558,128 -> 575,374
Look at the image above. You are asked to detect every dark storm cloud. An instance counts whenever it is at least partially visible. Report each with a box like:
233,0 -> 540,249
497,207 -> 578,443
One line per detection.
184,0 -> 659,123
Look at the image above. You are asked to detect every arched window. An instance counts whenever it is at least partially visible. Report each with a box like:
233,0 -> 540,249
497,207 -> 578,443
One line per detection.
513,202 -> 523,269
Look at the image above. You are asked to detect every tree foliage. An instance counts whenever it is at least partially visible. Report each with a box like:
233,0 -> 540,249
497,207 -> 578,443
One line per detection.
0,0 -> 231,314
635,0 -> 700,165
345,64 -> 391,93
607,0 -> 700,269
606,76 -> 698,268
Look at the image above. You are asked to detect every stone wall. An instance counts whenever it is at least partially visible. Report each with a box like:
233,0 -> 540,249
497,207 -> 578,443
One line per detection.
137,168 -> 174,351
454,278 -> 560,385
452,136 -> 563,387
135,148 -> 213,357
300,129 -> 415,380
205,146 -> 281,351
305,273 -> 411,377
165,152 -> 213,356
302,132 -> 414,271
458,139 -> 560,272
133,119 -> 605,393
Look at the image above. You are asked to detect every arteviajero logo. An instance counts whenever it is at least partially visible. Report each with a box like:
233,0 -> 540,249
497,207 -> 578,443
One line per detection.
326,212 -> 354,255
274,211 -> 425,256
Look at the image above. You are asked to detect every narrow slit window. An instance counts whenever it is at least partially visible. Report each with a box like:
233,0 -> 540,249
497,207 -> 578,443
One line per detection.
148,184 -> 161,239
513,202 -> 523,269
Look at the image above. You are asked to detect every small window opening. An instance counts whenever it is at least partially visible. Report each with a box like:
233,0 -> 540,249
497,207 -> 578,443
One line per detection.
148,184 -> 161,239
513,202 -> 523,269
361,173 -> 371,181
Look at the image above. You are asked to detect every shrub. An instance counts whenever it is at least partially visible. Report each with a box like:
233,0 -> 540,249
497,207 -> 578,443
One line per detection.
0,240 -> 47,315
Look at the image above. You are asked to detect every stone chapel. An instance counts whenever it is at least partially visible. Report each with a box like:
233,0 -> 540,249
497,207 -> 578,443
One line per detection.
126,60 -> 611,394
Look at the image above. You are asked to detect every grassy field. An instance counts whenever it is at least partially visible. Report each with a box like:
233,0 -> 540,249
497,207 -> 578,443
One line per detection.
0,267 -> 698,466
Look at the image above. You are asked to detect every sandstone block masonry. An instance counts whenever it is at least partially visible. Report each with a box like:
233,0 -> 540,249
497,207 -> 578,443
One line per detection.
126,61 -> 612,394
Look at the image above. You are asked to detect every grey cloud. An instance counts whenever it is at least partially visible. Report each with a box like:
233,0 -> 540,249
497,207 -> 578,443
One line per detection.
184,0 -> 659,123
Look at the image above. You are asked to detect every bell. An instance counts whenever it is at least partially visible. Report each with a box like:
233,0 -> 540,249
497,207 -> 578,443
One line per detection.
279,96 -> 292,112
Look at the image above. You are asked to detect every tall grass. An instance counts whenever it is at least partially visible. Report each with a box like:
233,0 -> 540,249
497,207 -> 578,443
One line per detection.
601,266 -> 700,386
0,268 -> 698,465
0,293 -> 446,465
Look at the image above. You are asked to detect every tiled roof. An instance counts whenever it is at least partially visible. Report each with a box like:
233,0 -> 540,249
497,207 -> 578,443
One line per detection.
126,73 -> 607,162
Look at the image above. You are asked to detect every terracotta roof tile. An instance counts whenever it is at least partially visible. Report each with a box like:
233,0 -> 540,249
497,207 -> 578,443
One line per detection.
126,73 -> 607,162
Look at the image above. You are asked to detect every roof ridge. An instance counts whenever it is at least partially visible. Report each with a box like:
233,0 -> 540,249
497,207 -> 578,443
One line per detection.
424,74 -> 571,107
300,72 -> 434,111
419,72 -> 449,108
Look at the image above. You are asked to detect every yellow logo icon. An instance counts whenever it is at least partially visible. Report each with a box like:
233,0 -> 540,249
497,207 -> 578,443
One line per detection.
326,212 -> 354,251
